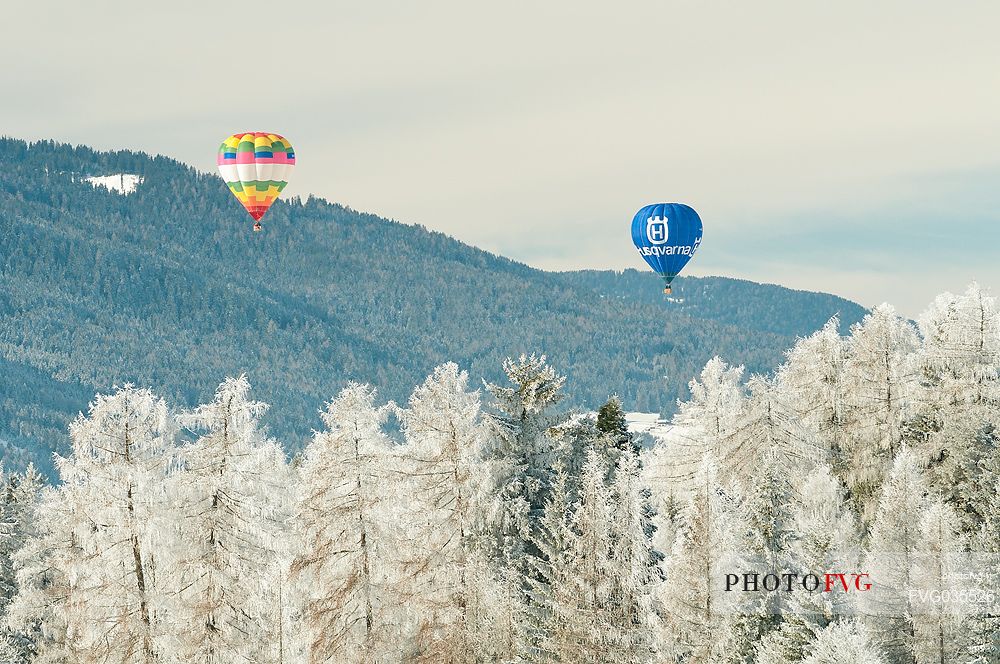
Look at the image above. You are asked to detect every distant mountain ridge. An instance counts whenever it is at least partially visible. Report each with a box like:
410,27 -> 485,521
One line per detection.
0,137 -> 867,475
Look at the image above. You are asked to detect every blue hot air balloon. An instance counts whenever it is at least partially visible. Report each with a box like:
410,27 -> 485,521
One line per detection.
631,202 -> 703,294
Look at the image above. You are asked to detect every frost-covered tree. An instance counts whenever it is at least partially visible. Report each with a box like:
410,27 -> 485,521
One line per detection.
915,283 -> 1000,412
5,482 -> 76,664
743,447 -> 796,564
673,357 -> 745,470
6,387 -> 175,664
550,413 -> 603,490
604,447 -> 660,661
553,395 -> 638,496
963,431 -> 1000,663
463,551 -> 522,663
908,285 -> 1000,533
678,357 -> 746,438
646,475 -> 682,571
909,501 -> 968,664
800,621 -> 887,664
530,461 -> 581,662
533,448 -> 659,663
0,468 -> 23,614
163,376 -> 289,664
909,416 -> 998,536
904,289 -> 1000,662
550,395 -> 637,488
395,363 -> 491,662
482,354 -> 566,577
290,382 -> 393,663
549,449 -> 615,661
863,448 -> 930,663
721,376 -> 819,490
842,304 -> 920,519
659,455 -> 744,662
756,465 -> 860,664
729,439 -> 800,663
777,317 -> 848,462
964,574 -> 1000,663
0,635 -> 21,663
787,465 -> 861,607
65,387 -> 174,663
0,465 -> 44,662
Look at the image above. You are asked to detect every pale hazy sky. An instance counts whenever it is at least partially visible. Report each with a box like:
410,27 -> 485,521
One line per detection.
4,1 -> 999,316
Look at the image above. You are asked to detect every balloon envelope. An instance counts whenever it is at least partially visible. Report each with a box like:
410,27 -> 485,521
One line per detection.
630,202 -> 703,287
217,132 -> 295,224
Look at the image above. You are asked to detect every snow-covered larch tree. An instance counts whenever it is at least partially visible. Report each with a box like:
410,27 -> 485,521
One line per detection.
604,447 -> 660,662
534,447 -> 659,663
800,621 -> 887,664
909,415 -> 997,537
461,550 -> 522,663
755,464 -> 861,664
290,382 -> 393,663
720,376 -> 819,491
163,376 -> 289,664
553,449 -> 615,661
842,304 -> 919,520
863,447 -> 930,663
962,428 -> 1000,663
777,317 -> 848,463
5,481 -> 77,664
915,283 -> 1000,413
677,357 -> 746,441
658,454 -> 744,662
16,387 -> 174,664
728,439 -> 800,663
670,357 -> 746,481
394,362 -> 490,662
908,285 -> 1000,535
910,500 -> 968,664
530,461 -> 579,662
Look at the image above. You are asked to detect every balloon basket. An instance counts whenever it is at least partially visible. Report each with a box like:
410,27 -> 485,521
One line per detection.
663,286 -> 672,295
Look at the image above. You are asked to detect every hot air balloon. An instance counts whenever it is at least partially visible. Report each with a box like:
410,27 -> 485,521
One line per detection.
631,202 -> 703,295
217,132 -> 295,232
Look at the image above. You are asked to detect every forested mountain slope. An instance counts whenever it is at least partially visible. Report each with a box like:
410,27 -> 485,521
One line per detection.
555,270 -> 867,338
0,137 -> 865,474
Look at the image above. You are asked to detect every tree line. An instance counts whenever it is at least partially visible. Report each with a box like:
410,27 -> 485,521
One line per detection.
0,284 -> 998,662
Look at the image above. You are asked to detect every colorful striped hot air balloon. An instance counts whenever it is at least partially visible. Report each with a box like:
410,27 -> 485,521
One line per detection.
217,132 -> 295,231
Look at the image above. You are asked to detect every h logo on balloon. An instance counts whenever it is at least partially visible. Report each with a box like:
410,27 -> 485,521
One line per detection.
646,216 -> 669,245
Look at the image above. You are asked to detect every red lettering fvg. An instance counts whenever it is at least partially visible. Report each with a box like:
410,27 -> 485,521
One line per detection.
823,573 -> 872,592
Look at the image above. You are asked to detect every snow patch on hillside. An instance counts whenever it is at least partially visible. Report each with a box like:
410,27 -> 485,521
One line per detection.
563,411 -> 673,449
626,412 -> 672,440
85,173 -> 144,195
